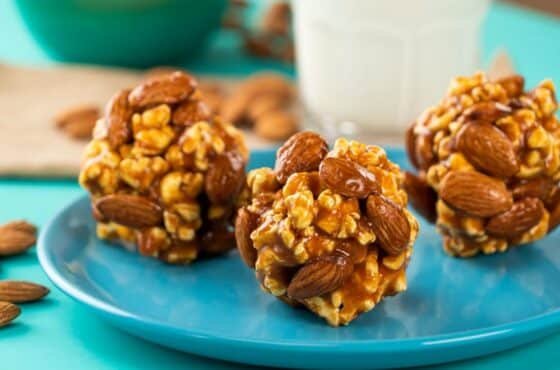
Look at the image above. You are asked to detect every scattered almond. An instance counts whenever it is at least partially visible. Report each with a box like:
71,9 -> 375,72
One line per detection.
0,220 -> 37,257
255,110 -> 298,141
0,281 -> 49,303
486,198 -> 544,238
0,301 -> 20,328
366,195 -> 411,255
54,104 -> 100,140
439,171 -> 513,218
94,194 -> 163,228
287,254 -> 353,300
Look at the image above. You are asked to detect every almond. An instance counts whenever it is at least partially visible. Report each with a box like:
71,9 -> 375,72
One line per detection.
402,172 -> 437,223
235,208 -> 258,268
287,254 -> 353,300
461,102 -> 511,123
512,177 -> 554,202
275,131 -> 328,183
319,157 -> 379,198
205,151 -> 246,204
0,281 -> 49,303
106,89 -> 133,148
439,171 -> 513,218
54,104 -> 100,140
415,133 -> 435,170
94,194 -> 163,228
172,99 -> 211,126
405,125 -> 420,169
456,121 -> 519,178
366,195 -> 411,255
486,198 -> 544,238
0,301 -> 20,328
0,220 -> 37,257
200,222 -> 236,256
128,71 -> 197,108
254,110 -> 298,141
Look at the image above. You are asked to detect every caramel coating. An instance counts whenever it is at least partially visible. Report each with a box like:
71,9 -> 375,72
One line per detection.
79,72 -> 248,264
237,135 -> 419,326
407,72 -> 560,257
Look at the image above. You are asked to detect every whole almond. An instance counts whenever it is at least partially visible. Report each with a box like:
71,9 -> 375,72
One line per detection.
106,89 -> 133,148
0,281 -> 49,303
456,121 -> 519,178
275,131 -> 328,183
205,151 -> 246,204
439,171 -> 513,218
287,254 -> 353,300
461,102 -> 511,123
403,172 -> 437,223
235,208 -> 258,268
128,71 -> 197,108
172,99 -> 211,126
0,220 -> 37,256
254,110 -> 298,141
319,157 -> 379,198
486,198 -> 544,238
54,104 -> 100,140
248,95 -> 285,121
94,194 -> 163,228
0,301 -> 20,328
366,195 -> 411,255
512,177 -> 554,202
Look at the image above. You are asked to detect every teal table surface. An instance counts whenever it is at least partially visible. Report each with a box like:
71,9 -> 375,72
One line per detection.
1,1 -> 560,369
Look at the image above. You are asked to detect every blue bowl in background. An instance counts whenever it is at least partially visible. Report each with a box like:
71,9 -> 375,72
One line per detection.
14,0 -> 227,67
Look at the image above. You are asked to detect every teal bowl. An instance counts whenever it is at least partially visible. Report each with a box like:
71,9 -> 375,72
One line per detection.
15,0 -> 227,67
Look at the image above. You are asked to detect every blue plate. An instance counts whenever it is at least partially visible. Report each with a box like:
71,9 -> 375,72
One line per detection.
38,148 -> 560,369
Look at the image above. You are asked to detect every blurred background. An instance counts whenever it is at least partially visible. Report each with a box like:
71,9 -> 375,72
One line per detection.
0,0 -> 559,177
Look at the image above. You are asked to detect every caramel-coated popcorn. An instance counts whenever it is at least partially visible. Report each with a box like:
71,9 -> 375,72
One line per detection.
236,132 -> 418,326
80,72 -> 248,263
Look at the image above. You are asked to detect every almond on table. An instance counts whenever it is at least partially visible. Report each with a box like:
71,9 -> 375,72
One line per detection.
406,72 -> 560,257
235,132 -> 419,326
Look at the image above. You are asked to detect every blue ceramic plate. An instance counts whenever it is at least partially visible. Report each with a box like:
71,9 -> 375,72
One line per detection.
38,148 -> 560,369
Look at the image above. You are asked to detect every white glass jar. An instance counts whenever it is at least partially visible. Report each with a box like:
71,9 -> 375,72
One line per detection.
293,0 -> 491,137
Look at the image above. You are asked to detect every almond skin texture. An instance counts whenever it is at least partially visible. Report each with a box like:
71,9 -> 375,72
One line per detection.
402,172 -> 437,223
128,71 -> 197,108
0,301 -> 20,328
440,171 -> 513,218
94,194 -> 163,228
486,198 -> 544,238
461,102 -> 512,123
106,89 -> 133,148
512,177 -> 554,202
0,220 -> 37,257
275,131 -> 328,184
205,151 -> 245,204
287,254 -> 353,300
319,157 -> 380,198
456,121 -> 519,178
0,281 -> 49,303
235,208 -> 258,268
366,195 -> 411,255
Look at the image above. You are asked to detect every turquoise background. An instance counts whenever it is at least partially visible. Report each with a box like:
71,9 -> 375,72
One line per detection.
1,1 -> 560,369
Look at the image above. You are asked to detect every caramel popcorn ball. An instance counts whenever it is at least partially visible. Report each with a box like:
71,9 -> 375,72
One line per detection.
79,71 -> 248,264
235,132 -> 419,326
406,72 -> 560,257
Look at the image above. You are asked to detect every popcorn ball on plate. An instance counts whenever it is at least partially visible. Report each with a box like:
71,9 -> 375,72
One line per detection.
406,72 -> 560,257
79,71 -> 248,264
235,132 -> 419,326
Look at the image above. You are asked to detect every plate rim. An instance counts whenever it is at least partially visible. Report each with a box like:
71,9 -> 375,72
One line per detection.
38,193 -> 560,356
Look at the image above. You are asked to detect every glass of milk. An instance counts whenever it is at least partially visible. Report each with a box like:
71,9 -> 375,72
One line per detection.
293,0 -> 491,138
